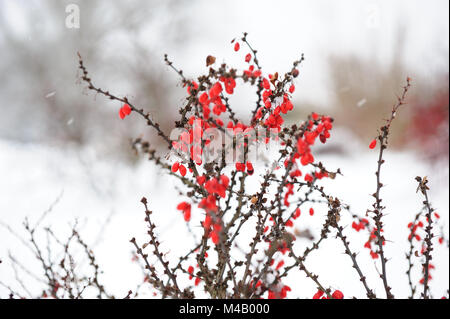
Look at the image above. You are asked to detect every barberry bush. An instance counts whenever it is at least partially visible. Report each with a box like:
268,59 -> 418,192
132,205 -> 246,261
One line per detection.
2,33 -> 447,299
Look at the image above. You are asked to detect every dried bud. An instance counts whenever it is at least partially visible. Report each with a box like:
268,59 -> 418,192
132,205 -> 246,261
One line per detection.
206,55 -> 216,67
270,72 -> 278,86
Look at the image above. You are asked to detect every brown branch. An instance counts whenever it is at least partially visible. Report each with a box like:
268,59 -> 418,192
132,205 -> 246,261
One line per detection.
415,176 -> 435,299
369,77 -> 411,299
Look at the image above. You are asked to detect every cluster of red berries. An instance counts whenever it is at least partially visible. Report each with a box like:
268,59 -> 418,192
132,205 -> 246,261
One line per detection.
161,39 -> 338,298
296,113 -> 333,166
408,220 -> 425,241
187,264 -> 202,286
243,64 -> 262,78
351,221 -> 384,259
407,211 -> 445,286
204,175 -> 229,199
350,216 -> 385,259
419,263 -> 435,285
268,285 -> 292,299
363,227 -> 385,259
235,162 -> 254,175
407,212 -> 443,245
352,218 -> 369,232
278,114 -> 333,217
199,195 -> 217,214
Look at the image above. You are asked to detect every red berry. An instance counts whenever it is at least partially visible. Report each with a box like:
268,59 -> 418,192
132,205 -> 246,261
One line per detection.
275,260 -> 284,270
176,202 -> 189,210
119,104 -> 132,119
234,42 -> 240,51
122,104 -> 131,115
313,289 -> 324,299
332,290 -> 344,299
179,164 -> 187,177
369,139 -> 377,149
171,162 -> 180,173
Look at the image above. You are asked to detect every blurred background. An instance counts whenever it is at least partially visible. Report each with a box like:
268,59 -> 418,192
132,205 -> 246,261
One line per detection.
0,0 -> 448,159
0,0 -> 448,298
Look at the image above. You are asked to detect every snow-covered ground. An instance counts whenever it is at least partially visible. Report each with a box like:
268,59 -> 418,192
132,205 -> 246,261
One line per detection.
0,132 -> 448,298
